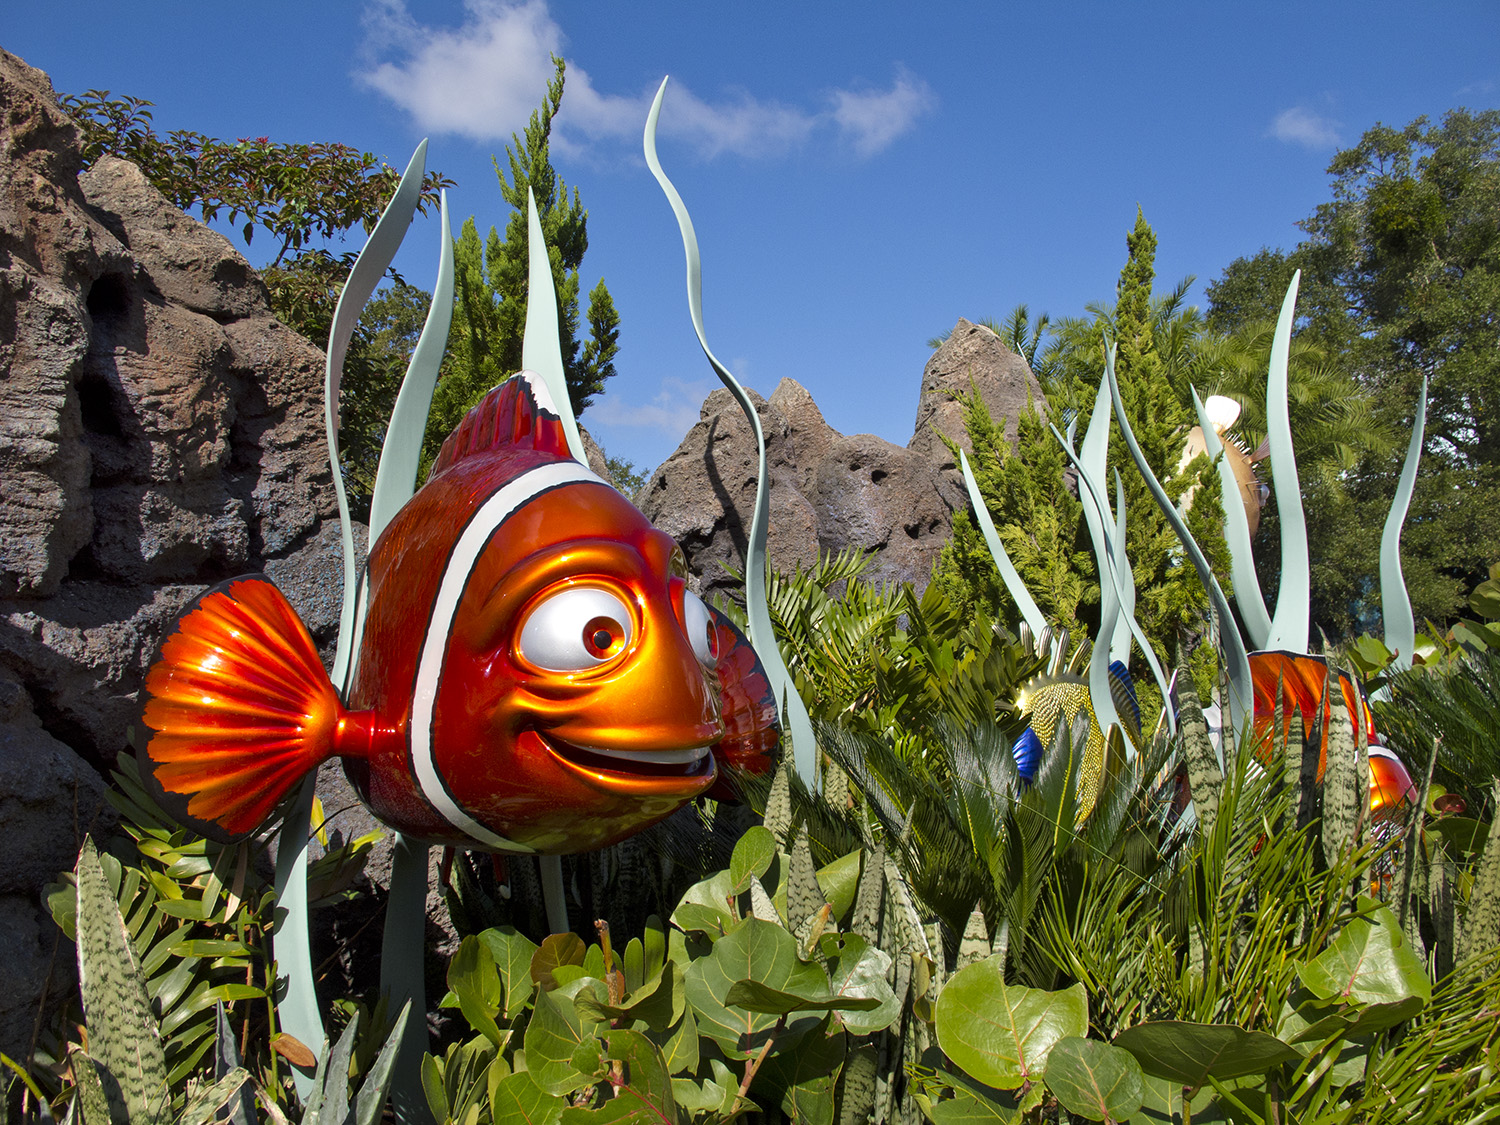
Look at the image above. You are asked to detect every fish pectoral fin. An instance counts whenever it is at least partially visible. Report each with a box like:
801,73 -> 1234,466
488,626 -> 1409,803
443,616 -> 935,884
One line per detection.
137,575 -> 344,842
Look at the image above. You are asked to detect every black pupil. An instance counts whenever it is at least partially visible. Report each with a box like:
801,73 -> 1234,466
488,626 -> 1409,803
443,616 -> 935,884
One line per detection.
592,628 -> 613,650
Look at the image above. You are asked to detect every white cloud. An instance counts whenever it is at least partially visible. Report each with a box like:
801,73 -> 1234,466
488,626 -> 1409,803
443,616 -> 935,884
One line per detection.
1269,106 -> 1341,149
588,377 -> 716,441
358,0 -> 932,158
359,0 -> 563,141
831,67 -> 936,157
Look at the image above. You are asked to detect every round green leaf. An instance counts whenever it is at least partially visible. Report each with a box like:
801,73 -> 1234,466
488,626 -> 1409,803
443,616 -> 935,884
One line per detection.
934,957 -> 1088,1089
1298,907 -> 1432,1008
1044,1037 -> 1143,1122
683,917 -> 826,1058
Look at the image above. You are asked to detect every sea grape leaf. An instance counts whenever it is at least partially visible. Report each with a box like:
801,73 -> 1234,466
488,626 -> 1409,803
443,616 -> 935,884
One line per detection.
522,988 -> 603,1096
1044,1037 -> 1144,1122
530,933 -> 587,989
822,933 -> 899,1035
730,826 -> 777,893
1112,1022 -> 1299,1086
934,957 -> 1087,1089
480,926 -> 539,1019
683,917 -> 824,1058
1298,906 -> 1431,1008
671,868 -> 738,938
490,1070 -> 563,1125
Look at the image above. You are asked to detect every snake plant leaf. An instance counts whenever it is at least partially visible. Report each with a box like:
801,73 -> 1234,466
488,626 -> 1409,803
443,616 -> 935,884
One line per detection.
957,907 -> 990,969
212,1004 -> 256,1125
69,1051 -> 113,1125
367,189 -> 455,546
958,449 -> 1046,642
934,958 -> 1087,1090
787,824 -> 828,939
683,918 -> 825,1058
178,1069 -> 252,1125
1112,1022 -> 1299,1086
1320,681 -> 1363,869
1455,780 -> 1500,964
490,1070 -> 563,1125
644,78 -> 818,790
1191,385 -> 1271,650
520,189 -> 587,464
1105,349 -> 1252,732
1264,273 -> 1309,652
76,837 -> 170,1125
348,1008 -> 414,1125
1044,1037 -> 1144,1123
1380,376 -> 1428,675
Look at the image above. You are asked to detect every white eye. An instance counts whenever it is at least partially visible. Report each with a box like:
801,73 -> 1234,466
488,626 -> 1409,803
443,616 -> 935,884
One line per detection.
682,589 -> 719,667
517,587 -> 634,672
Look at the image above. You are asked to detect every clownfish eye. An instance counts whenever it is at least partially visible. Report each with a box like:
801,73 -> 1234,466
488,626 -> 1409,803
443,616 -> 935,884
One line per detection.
517,587 -> 634,672
682,589 -> 719,668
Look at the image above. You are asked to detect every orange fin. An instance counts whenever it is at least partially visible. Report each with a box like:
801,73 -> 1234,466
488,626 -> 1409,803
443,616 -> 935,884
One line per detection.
429,372 -> 574,479
704,608 -> 781,802
137,575 -> 343,842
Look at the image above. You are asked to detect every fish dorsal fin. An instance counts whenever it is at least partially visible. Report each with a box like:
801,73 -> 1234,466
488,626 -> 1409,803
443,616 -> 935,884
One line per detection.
428,371 -> 576,478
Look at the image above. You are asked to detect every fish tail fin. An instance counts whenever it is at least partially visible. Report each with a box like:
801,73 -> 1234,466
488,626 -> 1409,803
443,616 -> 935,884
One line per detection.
137,575 -> 343,842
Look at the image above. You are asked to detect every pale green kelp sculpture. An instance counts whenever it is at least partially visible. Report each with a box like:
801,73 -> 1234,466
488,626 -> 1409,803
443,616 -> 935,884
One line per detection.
644,78 -> 820,792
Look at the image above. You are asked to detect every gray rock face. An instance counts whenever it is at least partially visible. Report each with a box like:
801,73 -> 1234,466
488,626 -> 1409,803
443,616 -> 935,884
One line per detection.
0,47 -> 340,1050
639,365 -> 1033,601
909,318 -> 1046,472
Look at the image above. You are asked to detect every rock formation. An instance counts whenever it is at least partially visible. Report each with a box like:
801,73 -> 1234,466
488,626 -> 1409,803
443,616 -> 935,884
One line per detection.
640,320 -> 1045,601
0,47 -> 342,1057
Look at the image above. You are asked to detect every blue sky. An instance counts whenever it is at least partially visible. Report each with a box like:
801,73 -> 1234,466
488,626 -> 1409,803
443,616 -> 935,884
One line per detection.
12,3 -> 1499,475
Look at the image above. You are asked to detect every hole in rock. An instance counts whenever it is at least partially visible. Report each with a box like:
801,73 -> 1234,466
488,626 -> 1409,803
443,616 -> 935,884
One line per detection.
85,272 -> 131,323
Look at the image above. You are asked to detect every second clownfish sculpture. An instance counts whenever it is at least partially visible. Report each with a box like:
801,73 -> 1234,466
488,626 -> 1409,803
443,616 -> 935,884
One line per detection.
136,371 -> 780,854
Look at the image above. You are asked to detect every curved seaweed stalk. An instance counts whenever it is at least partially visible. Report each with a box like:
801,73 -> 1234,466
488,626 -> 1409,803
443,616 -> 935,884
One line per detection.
644,77 -> 819,790
1190,385 -> 1272,649
1103,345 -> 1253,731
1380,376 -> 1428,674
958,449 -> 1047,642
1265,273 -> 1310,652
1050,424 -> 1176,737
273,142 -> 431,1089
520,188 -> 588,463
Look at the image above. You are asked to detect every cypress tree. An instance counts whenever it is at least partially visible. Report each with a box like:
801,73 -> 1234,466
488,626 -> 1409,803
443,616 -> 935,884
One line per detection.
428,56 -> 620,456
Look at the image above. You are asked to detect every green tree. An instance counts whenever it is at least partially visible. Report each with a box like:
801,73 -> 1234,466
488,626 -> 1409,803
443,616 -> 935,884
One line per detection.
430,56 -> 620,454
936,211 -> 1225,702
1208,109 -> 1500,632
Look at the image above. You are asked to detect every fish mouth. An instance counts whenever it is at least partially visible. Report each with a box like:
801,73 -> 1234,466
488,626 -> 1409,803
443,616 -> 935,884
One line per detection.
534,730 -> 716,785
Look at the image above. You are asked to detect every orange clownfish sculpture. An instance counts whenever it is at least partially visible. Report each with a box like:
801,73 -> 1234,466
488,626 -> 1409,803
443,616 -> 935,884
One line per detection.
136,373 -> 780,854
1248,650 -> 1415,817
